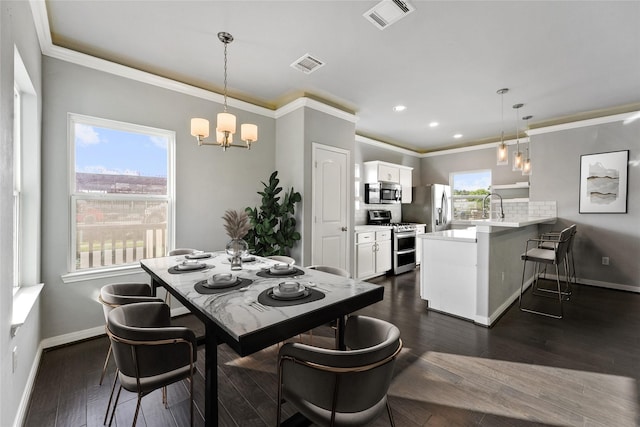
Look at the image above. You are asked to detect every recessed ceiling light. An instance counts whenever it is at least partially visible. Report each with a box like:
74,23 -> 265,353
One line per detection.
393,105 -> 406,112
429,122 -> 439,128
453,133 -> 463,139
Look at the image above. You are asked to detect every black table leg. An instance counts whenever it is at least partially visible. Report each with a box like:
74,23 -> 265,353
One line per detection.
204,322 -> 218,427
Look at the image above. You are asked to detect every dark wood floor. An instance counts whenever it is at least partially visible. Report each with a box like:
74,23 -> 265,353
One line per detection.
24,269 -> 640,426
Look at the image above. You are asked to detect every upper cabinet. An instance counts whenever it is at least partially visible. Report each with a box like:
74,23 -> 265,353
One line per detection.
363,161 -> 413,203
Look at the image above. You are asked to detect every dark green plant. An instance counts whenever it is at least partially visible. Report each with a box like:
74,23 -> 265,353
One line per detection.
245,171 -> 302,257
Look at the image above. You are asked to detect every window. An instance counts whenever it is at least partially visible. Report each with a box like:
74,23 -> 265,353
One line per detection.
450,170 -> 491,220
69,114 -> 175,272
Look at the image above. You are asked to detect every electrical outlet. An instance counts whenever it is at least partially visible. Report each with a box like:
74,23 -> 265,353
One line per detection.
602,256 -> 610,266
12,347 -> 17,373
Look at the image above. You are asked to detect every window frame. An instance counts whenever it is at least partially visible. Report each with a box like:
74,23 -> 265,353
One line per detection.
449,169 -> 492,221
13,84 -> 22,292
67,113 -> 176,276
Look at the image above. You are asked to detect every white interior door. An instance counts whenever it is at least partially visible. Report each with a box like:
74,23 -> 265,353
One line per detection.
312,144 -> 350,272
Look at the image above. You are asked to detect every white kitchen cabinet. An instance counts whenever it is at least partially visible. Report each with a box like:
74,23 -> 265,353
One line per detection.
355,229 -> 391,279
363,161 -> 412,186
400,168 -> 412,203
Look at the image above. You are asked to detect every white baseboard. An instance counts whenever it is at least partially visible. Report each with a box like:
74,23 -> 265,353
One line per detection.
541,274 -> 640,293
475,278 -> 534,327
12,342 -> 44,427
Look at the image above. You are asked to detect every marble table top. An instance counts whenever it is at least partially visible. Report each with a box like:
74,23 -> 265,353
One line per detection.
140,252 -> 383,355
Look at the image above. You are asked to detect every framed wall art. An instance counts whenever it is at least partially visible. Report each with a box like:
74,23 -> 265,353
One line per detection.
579,150 -> 629,213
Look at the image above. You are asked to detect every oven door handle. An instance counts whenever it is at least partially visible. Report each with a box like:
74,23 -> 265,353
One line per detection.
395,232 -> 416,238
396,248 -> 416,255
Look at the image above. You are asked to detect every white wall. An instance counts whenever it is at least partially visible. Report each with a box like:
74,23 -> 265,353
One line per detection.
0,2 -> 43,426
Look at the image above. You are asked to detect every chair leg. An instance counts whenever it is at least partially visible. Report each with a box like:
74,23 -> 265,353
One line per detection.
99,344 -> 112,386
386,400 -> 396,427
132,395 -> 143,427
162,385 -> 168,408
104,370 -> 119,425
108,385 -> 123,427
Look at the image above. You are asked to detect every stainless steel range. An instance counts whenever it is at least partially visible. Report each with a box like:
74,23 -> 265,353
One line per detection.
367,210 -> 417,275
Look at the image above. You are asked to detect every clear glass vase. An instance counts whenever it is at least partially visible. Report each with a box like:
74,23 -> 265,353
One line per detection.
225,238 -> 248,270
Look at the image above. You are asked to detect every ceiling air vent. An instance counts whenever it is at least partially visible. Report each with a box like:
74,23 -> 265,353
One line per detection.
290,53 -> 325,74
364,0 -> 415,30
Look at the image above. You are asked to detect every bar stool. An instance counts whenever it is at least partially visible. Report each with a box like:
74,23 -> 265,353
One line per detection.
539,224 -> 577,291
519,225 -> 573,319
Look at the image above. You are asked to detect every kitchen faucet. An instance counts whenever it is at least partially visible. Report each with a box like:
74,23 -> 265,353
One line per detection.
482,193 -> 505,219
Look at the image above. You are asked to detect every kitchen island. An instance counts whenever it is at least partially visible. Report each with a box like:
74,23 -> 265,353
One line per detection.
419,216 -> 556,326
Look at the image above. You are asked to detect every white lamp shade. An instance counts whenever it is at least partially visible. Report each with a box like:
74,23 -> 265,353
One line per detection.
216,130 -> 233,144
191,118 -> 209,138
217,112 -> 236,134
522,158 -> 532,176
497,142 -> 508,165
241,123 -> 258,142
512,151 -> 523,171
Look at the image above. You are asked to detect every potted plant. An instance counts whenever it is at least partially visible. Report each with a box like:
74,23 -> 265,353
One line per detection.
245,171 -> 302,257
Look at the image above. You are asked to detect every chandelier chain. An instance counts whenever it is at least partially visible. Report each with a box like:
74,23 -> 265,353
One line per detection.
223,40 -> 228,112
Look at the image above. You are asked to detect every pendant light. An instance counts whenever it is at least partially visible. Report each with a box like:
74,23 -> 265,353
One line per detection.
512,103 -> 524,171
190,32 -> 258,151
496,88 -> 509,165
522,115 -> 533,176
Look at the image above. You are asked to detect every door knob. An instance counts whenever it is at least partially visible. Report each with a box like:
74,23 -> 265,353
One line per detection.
341,227 -> 348,231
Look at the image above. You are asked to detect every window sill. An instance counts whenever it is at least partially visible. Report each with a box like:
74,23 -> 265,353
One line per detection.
12,283 -> 44,338
61,264 -> 145,284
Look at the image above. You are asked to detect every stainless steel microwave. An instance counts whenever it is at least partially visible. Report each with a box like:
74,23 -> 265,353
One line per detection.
365,182 -> 402,204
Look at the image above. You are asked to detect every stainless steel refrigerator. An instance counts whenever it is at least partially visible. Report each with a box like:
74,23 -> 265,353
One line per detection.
401,184 -> 451,232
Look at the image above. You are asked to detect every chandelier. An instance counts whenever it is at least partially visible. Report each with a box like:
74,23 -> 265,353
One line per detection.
190,32 -> 258,151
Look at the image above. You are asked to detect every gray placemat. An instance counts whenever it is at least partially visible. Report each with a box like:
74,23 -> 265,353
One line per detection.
256,267 -> 305,278
168,263 -> 211,274
258,287 -> 325,307
194,277 -> 253,294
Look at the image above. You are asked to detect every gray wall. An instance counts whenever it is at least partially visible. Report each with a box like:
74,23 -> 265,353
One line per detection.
0,2 -> 43,425
276,106 -> 357,267
41,57 -> 276,340
420,120 -> 640,291
530,120 -> 639,288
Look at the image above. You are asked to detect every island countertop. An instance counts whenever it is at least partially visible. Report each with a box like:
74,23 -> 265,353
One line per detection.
420,227 -> 477,242
467,215 -> 556,230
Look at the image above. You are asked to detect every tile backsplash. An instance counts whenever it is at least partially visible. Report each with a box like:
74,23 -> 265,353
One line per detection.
528,201 -> 557,217
355,203 -> 401,225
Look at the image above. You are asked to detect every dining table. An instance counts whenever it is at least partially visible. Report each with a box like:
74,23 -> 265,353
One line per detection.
139,251 -> 385,427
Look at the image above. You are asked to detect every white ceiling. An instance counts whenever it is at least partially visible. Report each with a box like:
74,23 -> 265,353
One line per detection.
43,0 -> 640,153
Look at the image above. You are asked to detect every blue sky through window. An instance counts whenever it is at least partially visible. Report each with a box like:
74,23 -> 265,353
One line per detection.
453,171 -> 491,192
75,124 -> 168,177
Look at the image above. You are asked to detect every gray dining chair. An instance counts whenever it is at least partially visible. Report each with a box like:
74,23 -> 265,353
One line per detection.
519,225 -> 573,319
105,302 -> 197,427
538,224 -> 577,291
277,315 -> 402,426
98,283 -> 163,385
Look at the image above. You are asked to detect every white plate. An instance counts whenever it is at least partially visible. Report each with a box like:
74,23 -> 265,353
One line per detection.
175,262 -> 205,271
269,265 -> 295,275
208,273 -> 238,286
272,282 -> 306,298
185,252 -> 211,259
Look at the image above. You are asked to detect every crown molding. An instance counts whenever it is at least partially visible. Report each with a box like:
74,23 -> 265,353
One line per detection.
526,111 -> 640,136
276,97 -> 358,123
355,135 -> 418,156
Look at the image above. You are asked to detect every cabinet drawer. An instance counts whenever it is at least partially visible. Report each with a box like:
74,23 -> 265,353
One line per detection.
356,232 -> 375,243
376,230 -> 391,241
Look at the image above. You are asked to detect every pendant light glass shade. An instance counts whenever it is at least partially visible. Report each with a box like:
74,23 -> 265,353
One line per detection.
512,103 -> 523,171
496,88 -> 509,165
521,115 -> 533,176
